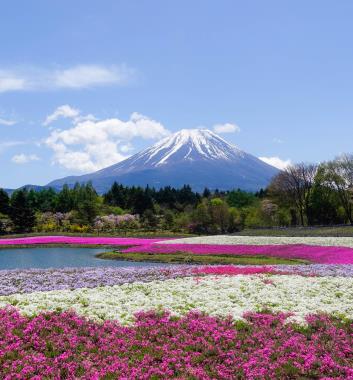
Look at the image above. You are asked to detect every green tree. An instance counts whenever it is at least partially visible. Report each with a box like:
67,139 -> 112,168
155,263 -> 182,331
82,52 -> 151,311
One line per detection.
104,182 -> 127,208
243,206 -> 264,228
268,163 -> 317,226
163,210 -> 175,230
131,188 -> 154,215
56,185 -> 74,212
319,156 -> 353,224
0,213 -> 12,234
228,207 -> 241,232
202,187 -> 211,198
192,201 -> 212,233
27,188 -> 58,212
209,198 -> 230,233
10,190 -> 35,232
0,188 -> 10,215
309,166 -> 345,225
76,183 -> 99,225
227,189 -> 257,208
143,209 -> 159,229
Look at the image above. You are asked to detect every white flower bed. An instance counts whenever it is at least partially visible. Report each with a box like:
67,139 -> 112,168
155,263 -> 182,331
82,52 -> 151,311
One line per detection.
161,235 -> 353,248
1,275 -> 353,324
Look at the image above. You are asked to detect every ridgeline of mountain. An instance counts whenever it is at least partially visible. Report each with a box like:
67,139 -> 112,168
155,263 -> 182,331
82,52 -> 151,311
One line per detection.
47,129 -> 279,192
3,184 -> 47,195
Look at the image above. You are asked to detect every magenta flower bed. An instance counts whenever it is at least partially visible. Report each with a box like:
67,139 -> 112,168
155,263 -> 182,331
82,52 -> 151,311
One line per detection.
1,308 -> 353,379
124,243 -> 353,264
192,265 -> 275,276
0,235 -> 162,247
2,236 -> 353,264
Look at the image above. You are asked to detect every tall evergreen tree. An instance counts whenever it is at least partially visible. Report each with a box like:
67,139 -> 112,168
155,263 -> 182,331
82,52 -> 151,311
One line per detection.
76,183 -> 99,225
10,190 -> 35,232
202,187 -> 211,198
0,188 -> 10,215
56,184 -> 74,212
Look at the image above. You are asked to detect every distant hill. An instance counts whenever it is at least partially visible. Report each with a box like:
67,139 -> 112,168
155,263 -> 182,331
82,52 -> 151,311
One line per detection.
3,184 -> 48,195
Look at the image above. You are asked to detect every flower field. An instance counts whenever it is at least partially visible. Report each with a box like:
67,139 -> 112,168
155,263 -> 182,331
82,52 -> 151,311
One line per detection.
1,235 -> 353,378
4,234 -> 353,263
1,274 -> 353,324
1,308 -> 353,379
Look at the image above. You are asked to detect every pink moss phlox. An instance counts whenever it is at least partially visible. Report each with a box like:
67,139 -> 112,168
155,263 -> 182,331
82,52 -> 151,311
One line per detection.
0,236 -> 163,247
192,265 -> 274,276
123,243 -> 353,264
2,236 -> 353,264
0,308 -> 353,379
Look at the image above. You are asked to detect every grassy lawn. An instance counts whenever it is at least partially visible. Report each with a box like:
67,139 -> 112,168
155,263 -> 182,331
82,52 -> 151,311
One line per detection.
96,251 -> 308,265
237,226 -> 353,237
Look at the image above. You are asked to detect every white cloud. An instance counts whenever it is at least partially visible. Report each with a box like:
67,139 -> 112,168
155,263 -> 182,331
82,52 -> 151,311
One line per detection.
0,141 -> 26,153
120,143 -> 133,153
54,64 -> 133,89
0,64 -> 134,93
11,153 -> 40,164
43,105 -> 80,126
0,72 -> 26,92
45,107 -> 170,172
0,117 -> 16,126
213,123 -> 240,134
259,156 -> 291,170
273,138 -> 284,144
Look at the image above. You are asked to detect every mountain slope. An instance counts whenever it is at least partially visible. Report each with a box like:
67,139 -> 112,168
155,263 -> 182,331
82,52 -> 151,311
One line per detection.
48,129 -> 279,192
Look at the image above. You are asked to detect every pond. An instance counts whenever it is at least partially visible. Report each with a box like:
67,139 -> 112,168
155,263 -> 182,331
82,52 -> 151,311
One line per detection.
0,247 -> 169,270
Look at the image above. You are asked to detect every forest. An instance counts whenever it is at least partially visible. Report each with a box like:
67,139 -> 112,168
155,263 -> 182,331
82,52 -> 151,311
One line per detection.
1,154 -> 353,235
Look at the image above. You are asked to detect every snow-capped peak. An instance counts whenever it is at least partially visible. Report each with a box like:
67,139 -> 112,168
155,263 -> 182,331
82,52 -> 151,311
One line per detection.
128,128 -> 245,168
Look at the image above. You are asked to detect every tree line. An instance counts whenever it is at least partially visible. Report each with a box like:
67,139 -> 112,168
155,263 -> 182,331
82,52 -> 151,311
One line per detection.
269,154 -> 353,226
1,154 -> 353,234
0,183 -> 254,234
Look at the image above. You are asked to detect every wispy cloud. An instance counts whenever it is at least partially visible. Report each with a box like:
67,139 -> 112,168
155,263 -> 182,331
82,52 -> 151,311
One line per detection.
259,156 -> 291,170
0,117 -> 16,126
273,138 -> 284,144
0,75 -> 26,92
54,65 -> 133,89
0,141 -> 26,153
11,153 -> 39,164
11,153 -> 40,164
213,123 -> 240,134
43,105 -> 81,126
0,64 -> 135,93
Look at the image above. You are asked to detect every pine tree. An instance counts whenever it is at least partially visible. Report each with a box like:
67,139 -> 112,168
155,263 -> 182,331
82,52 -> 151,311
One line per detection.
56,184 -> 74,212
10,190 -> 35,232
76,183 -> 99,225
0,188 -> 10,215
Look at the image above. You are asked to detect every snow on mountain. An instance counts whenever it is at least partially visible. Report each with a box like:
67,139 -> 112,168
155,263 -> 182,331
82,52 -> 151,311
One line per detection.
95,129 -> 245,175
132,128 -> 245,166
48,129 -> 279,192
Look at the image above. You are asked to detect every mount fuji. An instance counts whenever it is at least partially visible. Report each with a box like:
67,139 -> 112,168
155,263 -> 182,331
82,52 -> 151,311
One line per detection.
48,129 -> 279,192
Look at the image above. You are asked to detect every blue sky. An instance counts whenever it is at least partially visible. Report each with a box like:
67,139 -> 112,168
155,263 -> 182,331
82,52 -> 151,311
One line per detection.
1,0 -> 353,188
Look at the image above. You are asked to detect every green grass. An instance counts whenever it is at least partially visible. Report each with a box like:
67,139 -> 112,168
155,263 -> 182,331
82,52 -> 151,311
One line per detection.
96,251 -> 308,265
237,226 -> 353,237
